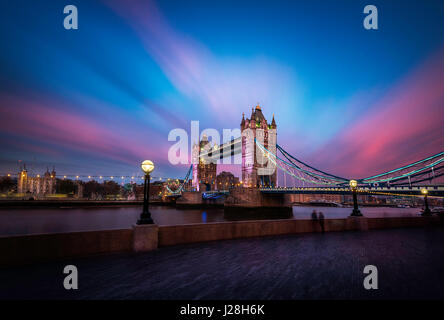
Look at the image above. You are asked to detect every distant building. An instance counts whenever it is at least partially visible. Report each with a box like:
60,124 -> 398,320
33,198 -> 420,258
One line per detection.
17,166 -> 56,195
216,171 -> 239,190
134,181 -> 167,200
290,193 -> 344,204
241,104 -> 277,187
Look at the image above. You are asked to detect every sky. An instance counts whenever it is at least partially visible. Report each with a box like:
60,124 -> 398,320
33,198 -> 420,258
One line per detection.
0,0 -> 443,181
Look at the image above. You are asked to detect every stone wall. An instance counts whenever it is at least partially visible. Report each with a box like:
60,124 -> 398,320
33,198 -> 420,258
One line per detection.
0,216 -> 440,266
0,229 -> 133,266
225,187 -> 288,207
158,216 -> 440,246
176,191 -> 202,205
225,187 -> 261,206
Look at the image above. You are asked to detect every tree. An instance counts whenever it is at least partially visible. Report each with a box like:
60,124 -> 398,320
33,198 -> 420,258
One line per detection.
102,181 -> 120,195
82,180 -> 122,199
0,176 -> 15,192
83,180 -> 102,198
56,179 -> 77,194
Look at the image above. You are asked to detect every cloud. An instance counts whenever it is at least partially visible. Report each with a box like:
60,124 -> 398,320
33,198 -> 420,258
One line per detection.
308,46 -> 444,178
105,0 -> 300,126
0,93 -> 169,166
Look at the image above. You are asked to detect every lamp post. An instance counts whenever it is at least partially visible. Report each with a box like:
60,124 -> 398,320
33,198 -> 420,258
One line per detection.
421,188 -> 432,216
349,179 -> 362,217
137,160 -> 155,225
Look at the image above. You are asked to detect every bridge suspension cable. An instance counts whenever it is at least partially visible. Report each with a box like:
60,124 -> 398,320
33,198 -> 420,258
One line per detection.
277,145 -> 349,183
165,165 -> 193,195
359,151 -> 444,185
266,139 -> 444,187
255,139 -> 349,186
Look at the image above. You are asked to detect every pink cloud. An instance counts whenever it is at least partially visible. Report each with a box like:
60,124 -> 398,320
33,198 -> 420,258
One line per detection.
0,94 -> 169,166
309,47 -> 444,178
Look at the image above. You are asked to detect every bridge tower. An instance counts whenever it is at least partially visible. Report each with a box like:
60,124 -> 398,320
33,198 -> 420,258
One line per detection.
192,134 -> 217,191
241,104 -> 277,188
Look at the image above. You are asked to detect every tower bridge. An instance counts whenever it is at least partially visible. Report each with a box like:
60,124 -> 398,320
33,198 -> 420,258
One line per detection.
169,105 -> 444,211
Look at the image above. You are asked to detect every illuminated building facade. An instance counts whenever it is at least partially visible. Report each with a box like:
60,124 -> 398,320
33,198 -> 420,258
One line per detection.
192,134 -> 217,191
241,105 -> 277,187
216,171 -> 240,190
17,166 -> 56,195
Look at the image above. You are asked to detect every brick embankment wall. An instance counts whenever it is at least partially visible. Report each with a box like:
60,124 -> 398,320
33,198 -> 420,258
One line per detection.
0,229 -> 133,266
158,216 -> 440,246
0,216 -> 440,266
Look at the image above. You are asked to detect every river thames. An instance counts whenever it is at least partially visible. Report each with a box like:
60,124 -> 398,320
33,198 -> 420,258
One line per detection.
0,205 -> 422,236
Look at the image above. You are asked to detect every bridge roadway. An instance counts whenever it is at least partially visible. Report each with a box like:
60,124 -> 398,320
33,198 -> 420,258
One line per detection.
260,185 -> 444,196
200,186 -> 444,197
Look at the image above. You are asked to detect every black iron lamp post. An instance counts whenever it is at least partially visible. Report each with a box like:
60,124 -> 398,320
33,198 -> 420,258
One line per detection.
137,160 -> 155,225
421,188 -> 432,216
349,179 -> 363,217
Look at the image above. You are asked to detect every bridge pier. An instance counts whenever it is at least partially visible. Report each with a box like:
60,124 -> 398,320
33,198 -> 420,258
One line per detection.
224,187 -> 292,218
175,191 -> 226,208
176,191 -> 203,208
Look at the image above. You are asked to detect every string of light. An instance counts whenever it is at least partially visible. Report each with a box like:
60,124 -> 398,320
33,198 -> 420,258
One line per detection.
0,173 -> 178,181
363,189 -> 444,199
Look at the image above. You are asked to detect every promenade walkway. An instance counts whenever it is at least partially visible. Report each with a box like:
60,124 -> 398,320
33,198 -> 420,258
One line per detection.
1,227 -> 444,299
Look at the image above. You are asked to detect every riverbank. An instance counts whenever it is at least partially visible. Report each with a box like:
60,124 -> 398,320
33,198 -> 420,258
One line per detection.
0,199 -> 425,209
0,200 -> 167,208
0,205 -> 431,237
0,215 -> 440,266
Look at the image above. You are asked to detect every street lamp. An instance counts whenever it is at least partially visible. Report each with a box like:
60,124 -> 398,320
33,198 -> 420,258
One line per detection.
349,179 -> 362,217
137,160 -> 155,225
421,188 -> 431,216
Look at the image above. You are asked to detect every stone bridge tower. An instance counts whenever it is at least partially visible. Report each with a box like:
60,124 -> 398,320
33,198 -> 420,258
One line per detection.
192,134 -> 217,191
241,105 -> 277,188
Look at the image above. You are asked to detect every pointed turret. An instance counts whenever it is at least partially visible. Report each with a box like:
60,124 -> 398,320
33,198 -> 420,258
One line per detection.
271,113 -> 276,129
241,112 -> 245,127
44,167 -> 51,178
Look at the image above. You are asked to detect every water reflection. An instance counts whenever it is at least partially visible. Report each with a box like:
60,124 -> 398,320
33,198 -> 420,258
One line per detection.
0,205 -> 422,236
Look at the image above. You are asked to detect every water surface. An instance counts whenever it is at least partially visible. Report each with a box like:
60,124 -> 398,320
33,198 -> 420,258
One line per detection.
0,205 -> 422,236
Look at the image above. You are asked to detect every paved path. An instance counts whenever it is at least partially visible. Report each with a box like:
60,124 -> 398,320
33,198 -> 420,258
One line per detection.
1,227 -> 444,299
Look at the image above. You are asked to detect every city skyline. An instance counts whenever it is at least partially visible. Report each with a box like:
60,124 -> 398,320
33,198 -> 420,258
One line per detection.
1,0 -> 444,180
